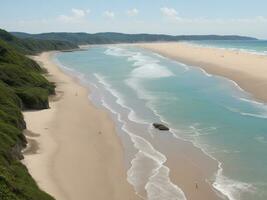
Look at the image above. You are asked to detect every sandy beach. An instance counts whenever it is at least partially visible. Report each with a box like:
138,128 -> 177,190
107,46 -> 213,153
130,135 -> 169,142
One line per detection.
20,49 -> 226,200
137,42 -> 267,103
20,43 -> 265,200
22,52 -> 140,200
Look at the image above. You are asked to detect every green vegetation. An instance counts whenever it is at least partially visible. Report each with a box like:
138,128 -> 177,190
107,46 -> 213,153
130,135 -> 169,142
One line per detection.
0,39 -> 55,109
11,32 -> 111,45
12,31 -> 258,45
0,29 -> 64,200
0,29 -> 78,55
0,40 -> 41,71
0,81 -> 54,200
15,87 -> 50,109
0,27 -> 259,200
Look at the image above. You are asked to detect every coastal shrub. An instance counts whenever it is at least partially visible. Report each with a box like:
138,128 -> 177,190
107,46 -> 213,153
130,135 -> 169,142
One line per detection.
0,40 -> 41,71
0,85 -> 54,200
0,84 -> 55,200
0,28 -> 77,55
0,29 -> 57,200
0,82 -> 24,129
15,87 -> 49,109
0,64 -> 55,94
0,160 -> 55,200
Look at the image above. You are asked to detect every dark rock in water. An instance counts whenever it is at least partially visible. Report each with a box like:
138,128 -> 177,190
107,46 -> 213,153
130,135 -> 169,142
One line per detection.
153,123 -> 169,131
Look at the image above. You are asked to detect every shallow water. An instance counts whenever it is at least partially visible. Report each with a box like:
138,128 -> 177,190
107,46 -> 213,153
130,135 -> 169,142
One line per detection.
186,40 -> 267,55
55,45 -> 267,200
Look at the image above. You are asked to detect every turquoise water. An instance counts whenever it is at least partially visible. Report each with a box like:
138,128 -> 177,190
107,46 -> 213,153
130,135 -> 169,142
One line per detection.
186,40 -> 267,55
55,44 -> 267,200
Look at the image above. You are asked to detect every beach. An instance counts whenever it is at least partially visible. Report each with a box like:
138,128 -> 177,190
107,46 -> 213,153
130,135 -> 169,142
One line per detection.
1,1 -> 266,200
22,52 -> 140,200
20,43 -> 267,200
20,49 -> 225,200
137,42 -> 267,103
53,46 -> 228,200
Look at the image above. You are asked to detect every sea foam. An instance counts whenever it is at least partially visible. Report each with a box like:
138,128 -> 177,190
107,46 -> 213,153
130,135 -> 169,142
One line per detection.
123,125 -> 187,200
213,163 -> 255,200
56,46 -> 263,200
93,49 -> 187,199
131,63 -> 174,79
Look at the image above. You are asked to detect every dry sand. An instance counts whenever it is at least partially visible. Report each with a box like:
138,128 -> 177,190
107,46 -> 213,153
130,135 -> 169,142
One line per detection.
132,42 -> 267,200
21,49 -> 225,200
22,43 -> 267,200
137,42 -> 267,103
22,52 -> 140,200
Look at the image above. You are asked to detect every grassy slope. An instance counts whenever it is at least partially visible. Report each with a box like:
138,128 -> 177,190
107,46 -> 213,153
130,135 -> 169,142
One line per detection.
12,31 -> 258,45
1,28 -> 257,200
0,30 -> 58,200
0,29 -> 78,55
0,82 -> 54,200
11,32 -> 111,45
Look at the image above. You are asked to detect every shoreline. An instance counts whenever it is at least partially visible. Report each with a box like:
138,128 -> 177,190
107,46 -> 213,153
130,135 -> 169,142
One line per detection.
54,47 -> 226,200
22,51 -> 140,200
133,42 -> 267,199
55,46 -> 225,200
136,42 -> 267,104
21,48 -> 225,200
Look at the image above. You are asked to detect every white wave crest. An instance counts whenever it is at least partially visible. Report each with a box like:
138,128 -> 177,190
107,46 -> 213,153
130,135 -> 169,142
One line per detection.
213,163 -> 255,200
225,106 -> 267,119
104,46 -> 135,57
239,97 -> 264,106
254,136 -> 267,144
145,166 -> 187,200
123,125 -> 187,200
240,112 -> 267,119
198,68 -> 212,77
131,63 -> 174,79
94,72 -> 187,200
95,73 -> 149,125
128,52 -> 159,67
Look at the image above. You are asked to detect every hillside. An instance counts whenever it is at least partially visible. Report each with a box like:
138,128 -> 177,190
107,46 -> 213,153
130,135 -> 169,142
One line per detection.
12,32 -> 111,45
0,28 -> 259,200
0,31 -> 55,199
0,29 -> 77,55
12,31 -> 258,45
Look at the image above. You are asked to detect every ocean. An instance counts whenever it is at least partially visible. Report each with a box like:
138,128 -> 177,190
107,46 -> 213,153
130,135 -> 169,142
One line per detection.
55,41 -> 267,200
186,40 -> 267,55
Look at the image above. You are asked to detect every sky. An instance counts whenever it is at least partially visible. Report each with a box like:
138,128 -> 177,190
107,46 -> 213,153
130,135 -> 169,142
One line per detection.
1,0 -> 267,39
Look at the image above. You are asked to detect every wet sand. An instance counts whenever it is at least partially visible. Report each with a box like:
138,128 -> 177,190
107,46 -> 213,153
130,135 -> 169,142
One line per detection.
137,42 -> 267,103
22,48 -> 226,200
22,52 -> 140,200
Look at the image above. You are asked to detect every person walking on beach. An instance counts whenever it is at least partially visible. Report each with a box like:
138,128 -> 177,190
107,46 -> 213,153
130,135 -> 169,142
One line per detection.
195,182 -> 198,190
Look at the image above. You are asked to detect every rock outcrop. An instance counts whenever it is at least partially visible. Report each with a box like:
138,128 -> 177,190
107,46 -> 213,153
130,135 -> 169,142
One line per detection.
153,123 -> 169,131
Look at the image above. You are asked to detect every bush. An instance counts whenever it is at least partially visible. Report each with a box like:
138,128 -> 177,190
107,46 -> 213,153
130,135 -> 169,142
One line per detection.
15,87 -> 49,109
0,82 -> 24,129
0,31 -> 55,200
0,82 -> 55,200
